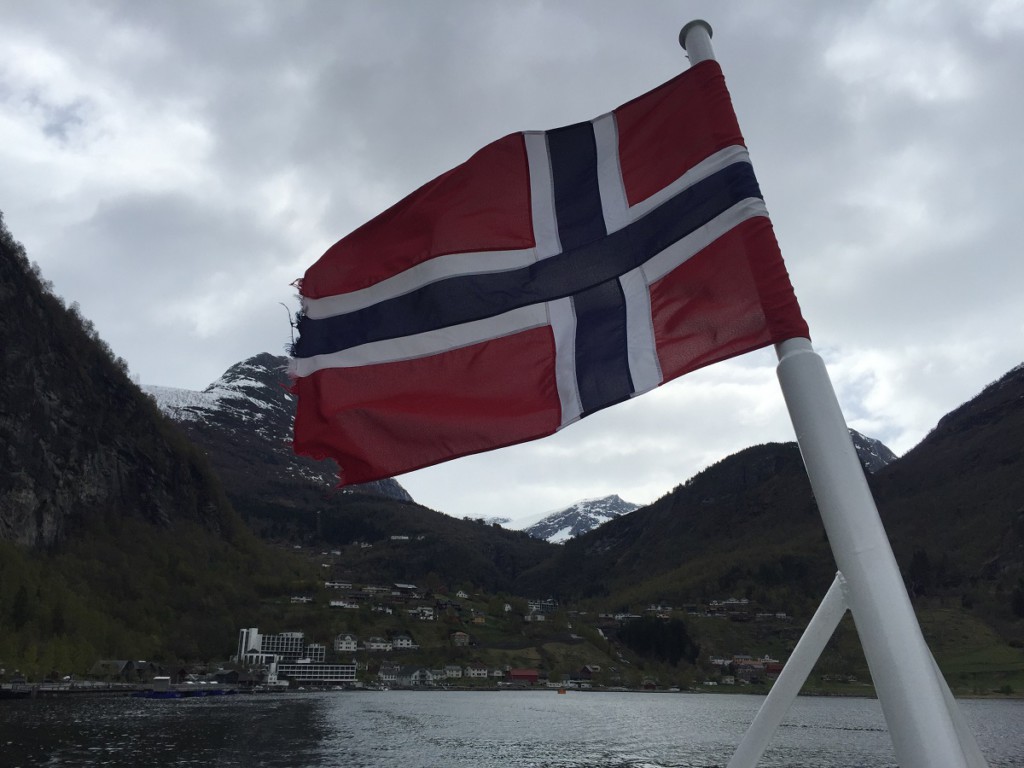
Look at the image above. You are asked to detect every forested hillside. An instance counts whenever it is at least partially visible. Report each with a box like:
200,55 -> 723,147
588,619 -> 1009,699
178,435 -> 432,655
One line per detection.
0,211 -> 315,675
874,363 -> 1024,623
517,441 -> 833,616
2,207 -> 1021,690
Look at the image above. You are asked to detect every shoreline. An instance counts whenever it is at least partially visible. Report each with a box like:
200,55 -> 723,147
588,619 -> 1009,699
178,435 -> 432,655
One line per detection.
4,681 -> 1019,702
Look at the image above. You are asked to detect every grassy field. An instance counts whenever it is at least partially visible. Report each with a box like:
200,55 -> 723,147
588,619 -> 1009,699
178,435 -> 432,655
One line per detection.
921,608 -> 1024,696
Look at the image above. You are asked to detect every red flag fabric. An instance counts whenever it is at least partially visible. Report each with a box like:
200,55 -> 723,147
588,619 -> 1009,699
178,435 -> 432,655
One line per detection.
291,60 -> 808,485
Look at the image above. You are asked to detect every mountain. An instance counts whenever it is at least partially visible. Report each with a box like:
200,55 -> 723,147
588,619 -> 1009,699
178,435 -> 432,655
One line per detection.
145,354 -> 558,591
0,213 -> 241,546
145,354 -> 412,503
516,439 -> 830,606
849,428 -> 898,473
515,428 -> 895,591
6,207 -> 1022,683
0,212 -> 553,676
515,365 -> 1024,659
517,430 -> 891,545
873,362 -> 1024,590
0,211 -> 316,674
521,495 -> 640,543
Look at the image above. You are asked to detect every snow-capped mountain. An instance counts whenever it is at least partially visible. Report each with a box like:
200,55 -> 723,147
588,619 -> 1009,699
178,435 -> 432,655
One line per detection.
849,429 -> 898,474
147,354 -> 294,446
145,353 -> 412,502
520,495 -> 640,544
513,429 -> 893,545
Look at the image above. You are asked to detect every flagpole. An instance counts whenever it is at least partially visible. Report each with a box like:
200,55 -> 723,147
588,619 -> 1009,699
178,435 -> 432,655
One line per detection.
680,22 -> 983,768
774,340 -> 979,768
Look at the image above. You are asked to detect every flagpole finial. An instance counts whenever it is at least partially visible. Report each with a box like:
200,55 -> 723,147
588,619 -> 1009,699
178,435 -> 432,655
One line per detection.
679,20 -> 715,65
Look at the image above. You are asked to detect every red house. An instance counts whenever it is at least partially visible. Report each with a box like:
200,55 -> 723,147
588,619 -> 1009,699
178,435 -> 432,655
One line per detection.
507,668 -> 539,684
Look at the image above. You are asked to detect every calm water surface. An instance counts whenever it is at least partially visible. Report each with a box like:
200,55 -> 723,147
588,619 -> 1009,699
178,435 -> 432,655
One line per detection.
1,690 -> 1022,767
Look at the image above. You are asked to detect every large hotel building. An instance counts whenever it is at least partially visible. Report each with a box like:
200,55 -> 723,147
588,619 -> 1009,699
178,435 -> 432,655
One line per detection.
237,627 -> 355,685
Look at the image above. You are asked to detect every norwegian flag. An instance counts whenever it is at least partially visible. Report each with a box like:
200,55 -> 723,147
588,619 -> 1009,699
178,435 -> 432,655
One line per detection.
291,60 -> 808,485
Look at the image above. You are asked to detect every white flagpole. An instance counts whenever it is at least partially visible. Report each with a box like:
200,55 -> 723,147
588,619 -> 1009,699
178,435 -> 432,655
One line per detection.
680,21 -> 985,768
774,339 -> 978,768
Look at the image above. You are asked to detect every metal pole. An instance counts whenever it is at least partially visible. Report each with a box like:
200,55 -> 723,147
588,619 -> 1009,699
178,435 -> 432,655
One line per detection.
929,654 -> 990,768
774,339 -> 972,768
679,20 -> 715,66
679,22 -> 985,767
728,574 -> 850,768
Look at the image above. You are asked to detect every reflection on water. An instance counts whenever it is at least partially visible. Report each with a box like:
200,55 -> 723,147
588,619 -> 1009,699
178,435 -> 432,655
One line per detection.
1,694 -> 327,767
1,691 -> 1022,767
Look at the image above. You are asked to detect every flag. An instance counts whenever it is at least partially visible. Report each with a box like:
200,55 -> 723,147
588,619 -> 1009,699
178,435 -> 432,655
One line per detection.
291,60 -> 808,485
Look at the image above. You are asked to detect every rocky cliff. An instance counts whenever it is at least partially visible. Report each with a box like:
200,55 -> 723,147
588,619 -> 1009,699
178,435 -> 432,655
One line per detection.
0,213 -> 237,547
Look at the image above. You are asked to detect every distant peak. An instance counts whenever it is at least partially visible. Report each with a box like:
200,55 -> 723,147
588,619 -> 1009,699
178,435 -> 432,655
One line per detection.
848,429 -> 897,473
522,494 -> 640,544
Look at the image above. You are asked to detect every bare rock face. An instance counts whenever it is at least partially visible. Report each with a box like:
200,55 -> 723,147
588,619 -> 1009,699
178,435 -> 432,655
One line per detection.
1,214 -> 235,548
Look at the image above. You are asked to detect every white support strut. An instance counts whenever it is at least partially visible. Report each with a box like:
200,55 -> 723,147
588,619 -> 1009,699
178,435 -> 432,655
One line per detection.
728,574 -> 850,768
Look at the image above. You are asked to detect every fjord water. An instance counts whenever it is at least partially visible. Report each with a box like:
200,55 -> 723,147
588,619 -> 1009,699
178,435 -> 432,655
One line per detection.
2,691 -> 1022,767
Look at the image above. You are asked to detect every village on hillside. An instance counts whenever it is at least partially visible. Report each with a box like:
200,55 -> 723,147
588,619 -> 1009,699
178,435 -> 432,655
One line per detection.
59,578 -> 793,694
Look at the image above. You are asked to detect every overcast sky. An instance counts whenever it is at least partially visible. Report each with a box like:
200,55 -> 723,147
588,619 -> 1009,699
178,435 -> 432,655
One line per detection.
3,1 -> 1022,526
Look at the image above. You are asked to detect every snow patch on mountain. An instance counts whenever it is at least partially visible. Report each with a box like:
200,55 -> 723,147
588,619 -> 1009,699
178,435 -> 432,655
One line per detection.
145,385 -> 213,420
519,494 -> 640,544
144,353 -> 412,502
849,429 -> 898,473
547,526 -> 576,544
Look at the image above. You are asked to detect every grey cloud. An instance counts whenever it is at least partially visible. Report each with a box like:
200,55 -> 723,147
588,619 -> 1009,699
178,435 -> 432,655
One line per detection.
4,0 -> 1023,523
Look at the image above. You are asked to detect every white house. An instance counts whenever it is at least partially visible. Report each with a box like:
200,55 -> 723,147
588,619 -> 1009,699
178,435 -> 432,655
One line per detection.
365,637 -> 393,652
396,666 -> 435,687
527,598 -> 558,613
334,634 -> 358,653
